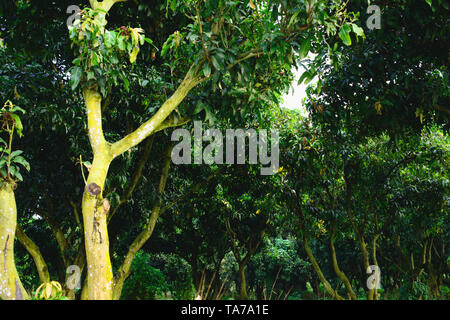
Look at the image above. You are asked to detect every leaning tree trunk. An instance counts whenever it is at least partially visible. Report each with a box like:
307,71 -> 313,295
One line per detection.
0,182 -> 29,300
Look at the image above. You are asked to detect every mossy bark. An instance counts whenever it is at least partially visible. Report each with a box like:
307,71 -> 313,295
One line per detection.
0,182 -> 29,300
303,235 -> 344,300
81,88 -> 114,300
16,225 -> 50,284
330,236 -> 357,300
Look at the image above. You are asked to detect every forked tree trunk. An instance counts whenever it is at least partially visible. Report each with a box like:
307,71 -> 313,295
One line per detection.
330,236 -> 357,300
303,235 -> 343,300
81,88 -> 115,300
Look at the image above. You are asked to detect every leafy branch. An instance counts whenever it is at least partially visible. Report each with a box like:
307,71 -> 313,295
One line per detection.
0,100 -> 30,182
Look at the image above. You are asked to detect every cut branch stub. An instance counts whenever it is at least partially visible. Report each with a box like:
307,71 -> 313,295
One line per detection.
86,183 -> 102,196
102,198 -> 110,215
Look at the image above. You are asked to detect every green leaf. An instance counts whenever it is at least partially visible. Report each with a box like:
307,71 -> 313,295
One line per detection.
91,52 -> 100,66
72,57 -> 82,66
70,66 -> 83,91
123,77 -> 130,92
11,106 -> 26,114
194,101 -> 205,115
352,24 -> 365,38
210,55 -> 222,71
10,150 -> 24,159
13,156 -> 30,172
161,35 -> 174,57
299,38 -> 311,59
104,30 -> 116,48
288,10 -> 301,29
118,37 -> 126,51
144,37 -> 154,46
202,62 -> 211,78
425,0 -> 432,7
338,25 -> 352,46
11,166 -> 23,181
10,114 -> 23,137
298,71 -> 311,85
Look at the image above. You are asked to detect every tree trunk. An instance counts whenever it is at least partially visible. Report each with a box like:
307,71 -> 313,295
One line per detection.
80,87 -> 115,300
330,236 -> 357,299
358,236 -> 375,300
0,182 -> 29,300
238,263 -> 248,300
303,235 -> 343,300
15,225 -> 50,284
82,152 -> 113,300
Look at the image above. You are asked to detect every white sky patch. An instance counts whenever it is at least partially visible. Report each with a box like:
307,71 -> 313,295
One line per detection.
280,66 -> 317,117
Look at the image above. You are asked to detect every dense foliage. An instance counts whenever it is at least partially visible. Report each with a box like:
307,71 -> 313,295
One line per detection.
0,0 -> 448,301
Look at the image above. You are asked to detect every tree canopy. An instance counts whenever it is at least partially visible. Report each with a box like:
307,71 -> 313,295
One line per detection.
0,0 -> 448,302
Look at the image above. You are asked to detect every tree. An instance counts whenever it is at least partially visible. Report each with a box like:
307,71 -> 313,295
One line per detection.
65,0 -> 360,299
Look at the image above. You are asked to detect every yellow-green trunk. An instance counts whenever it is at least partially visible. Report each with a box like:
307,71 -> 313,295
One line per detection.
82,153 -> 114,300
0,182 -> 29,300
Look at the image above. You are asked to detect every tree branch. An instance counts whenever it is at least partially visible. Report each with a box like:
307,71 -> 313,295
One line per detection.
36,205 -> 70,268
434,104 -> 450,116
110,64 -> 203,157
15,225 -> 50,284
226,49 -> 263,71
159,166 -> 225,216
112,144 -> 173,300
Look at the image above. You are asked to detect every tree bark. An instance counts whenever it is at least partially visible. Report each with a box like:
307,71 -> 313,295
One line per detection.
15,225 -> 50,284
81,88 -> 114,300
303,235 -> 343,300
238,263 -> 248,300
329,235 -> 357,299
112,145 -> 172,300
0,182 -> 29,300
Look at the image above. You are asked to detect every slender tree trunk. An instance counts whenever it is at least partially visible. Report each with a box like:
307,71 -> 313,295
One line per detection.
0,182 -> 28,300
111,146 -> 172,300
15,225 -> 50,284
330,236 -> 357,299
238,263 -> 248,300
358,236 -> 375,300
303,235 -> 343,300
371,235 -> 380,300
